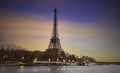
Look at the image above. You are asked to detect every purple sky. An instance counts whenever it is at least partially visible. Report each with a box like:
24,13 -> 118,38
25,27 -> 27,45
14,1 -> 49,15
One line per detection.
0,0 -> 120,62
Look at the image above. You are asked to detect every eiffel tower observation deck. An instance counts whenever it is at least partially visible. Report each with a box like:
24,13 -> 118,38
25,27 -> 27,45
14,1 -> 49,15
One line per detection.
45,8 -> 65,61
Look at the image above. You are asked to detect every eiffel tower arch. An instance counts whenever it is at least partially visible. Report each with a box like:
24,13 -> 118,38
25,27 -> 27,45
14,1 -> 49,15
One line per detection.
45,8 -> 65,61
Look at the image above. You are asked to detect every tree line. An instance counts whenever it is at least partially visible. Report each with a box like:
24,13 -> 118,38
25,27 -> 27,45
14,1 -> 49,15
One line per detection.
0,43 -> 96,65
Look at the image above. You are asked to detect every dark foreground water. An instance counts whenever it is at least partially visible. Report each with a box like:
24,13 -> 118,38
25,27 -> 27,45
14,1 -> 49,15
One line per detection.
0,65 -> 120,73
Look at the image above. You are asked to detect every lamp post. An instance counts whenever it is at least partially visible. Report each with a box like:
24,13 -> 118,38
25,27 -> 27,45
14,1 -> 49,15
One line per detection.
22,56 -> 24,63
48,58 -> 51,66
34,57 -> 37,63
57,58 -> 59,62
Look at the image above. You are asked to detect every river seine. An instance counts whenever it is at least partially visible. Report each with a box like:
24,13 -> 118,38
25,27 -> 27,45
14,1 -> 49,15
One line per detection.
0,65 -> 120,73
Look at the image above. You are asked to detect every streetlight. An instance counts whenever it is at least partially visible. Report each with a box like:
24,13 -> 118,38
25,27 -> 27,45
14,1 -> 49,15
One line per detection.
57,58 -> 59,61
48,58 -> 51,62
68,59 -> 71,62
48,58 -> 51,66
21,56 -> 24,63
34,57 -> 37,63
63,59 -> 65,63
22,56 -> 24,60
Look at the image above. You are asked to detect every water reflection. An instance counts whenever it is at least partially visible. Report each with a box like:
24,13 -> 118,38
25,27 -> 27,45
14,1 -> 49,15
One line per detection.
19,66 -> 63,73
48,66 -> 62,73
0,65 -> 120,73
19,66 -> 24,73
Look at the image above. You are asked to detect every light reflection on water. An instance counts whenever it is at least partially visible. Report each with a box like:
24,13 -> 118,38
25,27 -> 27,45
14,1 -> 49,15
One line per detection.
0,65 -> 120,73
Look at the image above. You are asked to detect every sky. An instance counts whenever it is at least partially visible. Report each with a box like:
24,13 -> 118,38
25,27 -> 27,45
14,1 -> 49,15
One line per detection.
0,0 -> 120,62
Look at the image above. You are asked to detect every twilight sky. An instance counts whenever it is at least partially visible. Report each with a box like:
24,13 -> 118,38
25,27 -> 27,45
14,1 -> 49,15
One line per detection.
0,0 -> 120,62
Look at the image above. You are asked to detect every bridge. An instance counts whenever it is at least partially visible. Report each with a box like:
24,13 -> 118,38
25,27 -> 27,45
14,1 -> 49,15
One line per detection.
36,61 -> 62,64
35,61 -> 77,66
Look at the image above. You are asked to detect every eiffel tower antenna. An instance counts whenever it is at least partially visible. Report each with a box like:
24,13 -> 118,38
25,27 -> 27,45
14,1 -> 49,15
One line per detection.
47,7 -> 63,51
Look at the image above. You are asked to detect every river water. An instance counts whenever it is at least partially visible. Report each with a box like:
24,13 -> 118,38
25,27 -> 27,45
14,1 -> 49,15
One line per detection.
0,65 -> 120,73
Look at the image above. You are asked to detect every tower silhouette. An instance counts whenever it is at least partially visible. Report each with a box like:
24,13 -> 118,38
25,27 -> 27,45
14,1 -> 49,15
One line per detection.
45,8 -> 65,61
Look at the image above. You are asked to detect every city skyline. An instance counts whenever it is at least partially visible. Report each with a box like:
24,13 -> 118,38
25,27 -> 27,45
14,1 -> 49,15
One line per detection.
0,0 -> 120,62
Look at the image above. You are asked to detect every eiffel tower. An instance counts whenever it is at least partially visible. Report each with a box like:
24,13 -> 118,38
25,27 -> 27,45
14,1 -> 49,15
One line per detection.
45,8 -> 65,61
